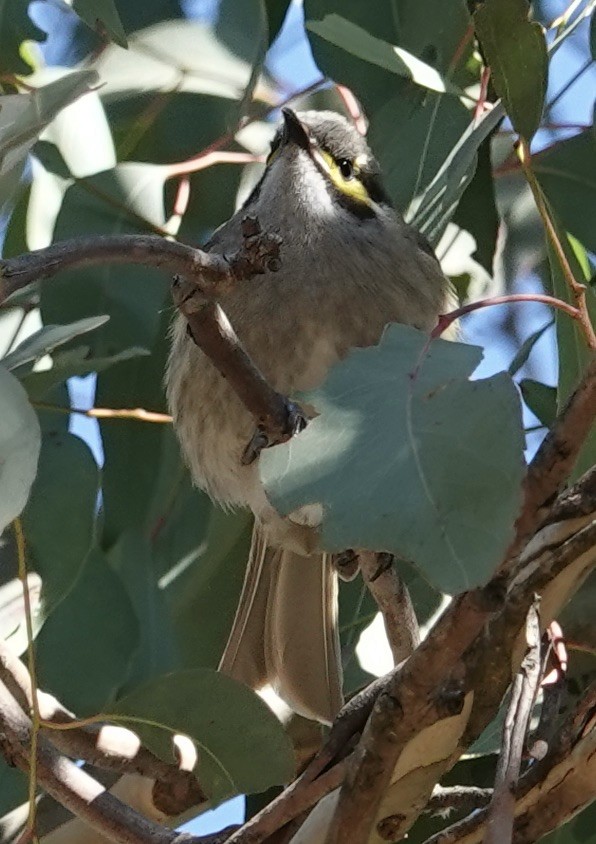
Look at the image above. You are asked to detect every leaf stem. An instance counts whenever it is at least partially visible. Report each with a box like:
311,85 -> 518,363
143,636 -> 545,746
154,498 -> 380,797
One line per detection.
517,138 -> 596,349
32,401 -> 172,424
13,519 -> 40,841
432,292 -> 580,338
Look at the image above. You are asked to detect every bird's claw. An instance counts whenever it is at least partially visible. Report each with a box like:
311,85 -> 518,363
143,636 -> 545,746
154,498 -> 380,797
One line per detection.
241,402 -> 308,465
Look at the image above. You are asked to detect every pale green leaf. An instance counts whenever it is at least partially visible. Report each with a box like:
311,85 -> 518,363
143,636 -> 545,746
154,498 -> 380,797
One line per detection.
112,669 -> 295,801
22,432 -> 99,617
261,326 -> 525,594
2,316 -> 109,370
474,0 -> 547,141
307,14 -> 463,96
0,364 -> 40,533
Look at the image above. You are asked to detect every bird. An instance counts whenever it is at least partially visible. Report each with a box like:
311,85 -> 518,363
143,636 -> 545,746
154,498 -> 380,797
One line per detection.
166,108 -> 451,724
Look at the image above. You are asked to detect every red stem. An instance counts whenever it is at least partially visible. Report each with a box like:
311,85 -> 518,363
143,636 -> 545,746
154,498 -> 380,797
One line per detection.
432,293 -> 580,339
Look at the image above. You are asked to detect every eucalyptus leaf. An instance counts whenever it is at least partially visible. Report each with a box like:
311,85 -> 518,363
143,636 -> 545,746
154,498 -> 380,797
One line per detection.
261,325 -> 525,594
22,432 -> 99,618
474,0 -> 547,141
0,365 -> 41,534
73,0 -> 127,48
307,15 -> 463,96
111,669 -> 295,801
519,379 -> 556,427
21,345 -> 149,400
0,0 -> 47,74
36,546 -> 139,715
109,529 -> 179,690
544,229 -> 596,479
2,316 -> 109,371
264,0 -> 292,45
508,320 -> 553,376
0,70 -> 98,213
539,801 -> 596,843
534,129 -> 596,254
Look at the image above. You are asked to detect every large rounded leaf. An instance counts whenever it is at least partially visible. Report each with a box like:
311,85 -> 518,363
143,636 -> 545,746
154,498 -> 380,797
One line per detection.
22,431 -> 100,617
0,365 -> 41,534
261,325 -> 526,594
112,668 -> 295,802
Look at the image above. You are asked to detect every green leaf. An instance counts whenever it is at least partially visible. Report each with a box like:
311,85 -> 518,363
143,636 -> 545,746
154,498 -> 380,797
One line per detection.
162,506 -> 253,670
40,163 -> 168,357
544,230 -> 596,479
0,0 -> 46,74
95,20 -> 256,101
545,229 -> 595,406
261,325 -> 525,594
264,0 -> 292,45
96,307 -> 172,543
534,129 -> 596,254
0,70 -> 98,214
412,101 -> 504,244
36,546 -> 139,715
508,320 -> 553,376
307,15 -> 463,96
0,364 -> 41,533
21,345 -> 149,400
0,758 -> 28,818
2,316 -> 109,371
540,801 -> 596,843
111,669 -> 295,801
452,135 -> 499,274
109,529 -> 179,690
22,432 -> 99,617
73,0 -> 128,48
474,0 -> 547,141
519,379 -> 556,427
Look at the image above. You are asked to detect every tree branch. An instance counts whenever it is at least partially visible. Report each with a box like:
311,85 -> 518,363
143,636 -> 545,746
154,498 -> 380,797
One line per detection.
326,583 -> 505,844
484,602 -> 542,844
358,552 -> 420,665
0,676 -> 236,844
421,682 -> 596,844
0,641 -> 206,817
0,227 -> 278,305
504,356 -> 596,567
173,285 -> 306,462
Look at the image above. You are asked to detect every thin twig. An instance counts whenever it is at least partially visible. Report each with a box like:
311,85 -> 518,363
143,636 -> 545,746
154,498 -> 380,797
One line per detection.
432,293 -> 580,339
484,602 -> 542,844
0,678 -> 213,844
358,552 -> 420,664
226,760 -> 347,844
518,138 -> 596,349
0,641 -> 206,816
33,402 -> 172,424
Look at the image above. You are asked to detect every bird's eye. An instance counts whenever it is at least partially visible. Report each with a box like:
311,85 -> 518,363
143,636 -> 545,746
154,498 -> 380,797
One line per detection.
338,159 -> 354,180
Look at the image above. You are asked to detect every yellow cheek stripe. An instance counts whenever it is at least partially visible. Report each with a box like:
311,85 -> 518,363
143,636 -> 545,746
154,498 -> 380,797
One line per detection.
316,149 -> 372,207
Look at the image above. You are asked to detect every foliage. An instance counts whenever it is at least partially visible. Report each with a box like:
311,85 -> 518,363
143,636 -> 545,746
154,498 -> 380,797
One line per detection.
0,0 -> 594,841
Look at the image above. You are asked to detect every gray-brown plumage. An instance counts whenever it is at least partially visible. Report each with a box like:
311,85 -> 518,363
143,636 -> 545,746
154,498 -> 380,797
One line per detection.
166,109 -> 451,723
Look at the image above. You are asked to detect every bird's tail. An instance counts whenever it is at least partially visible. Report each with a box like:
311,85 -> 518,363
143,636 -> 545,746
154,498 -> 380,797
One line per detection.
218,522 -> 343,724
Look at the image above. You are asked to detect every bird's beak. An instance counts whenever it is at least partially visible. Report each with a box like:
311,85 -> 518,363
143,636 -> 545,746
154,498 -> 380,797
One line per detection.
281,108 -> 312,152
